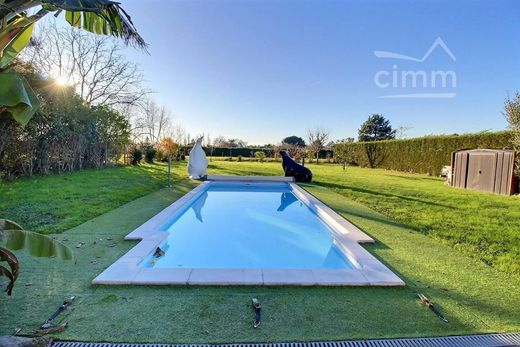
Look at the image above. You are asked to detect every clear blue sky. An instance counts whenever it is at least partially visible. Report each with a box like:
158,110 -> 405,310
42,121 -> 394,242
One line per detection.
120,0 -> 519,145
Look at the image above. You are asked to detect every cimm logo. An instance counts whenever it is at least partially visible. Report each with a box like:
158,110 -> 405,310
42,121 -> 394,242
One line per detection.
373,37 -> 457,98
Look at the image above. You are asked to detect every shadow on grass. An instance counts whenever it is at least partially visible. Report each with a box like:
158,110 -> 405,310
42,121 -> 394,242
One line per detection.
389,174 -> 444,182
300,183 -> 417,232
313,180 -> 456,209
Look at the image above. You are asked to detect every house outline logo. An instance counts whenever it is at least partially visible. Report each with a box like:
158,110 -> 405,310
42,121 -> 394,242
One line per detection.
374,37 -> 456,62
373,37 -> 457,99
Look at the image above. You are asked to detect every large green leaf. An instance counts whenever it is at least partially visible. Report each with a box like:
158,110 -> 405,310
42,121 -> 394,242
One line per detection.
0,219 -> 23,231
0,9 -> 49,60
0,22 -> 35,69
0,248 -> 18,295
45,0 -> 146,48
0,229 -> 74,261
0,220 -> 73,295
0,72 -> 40,126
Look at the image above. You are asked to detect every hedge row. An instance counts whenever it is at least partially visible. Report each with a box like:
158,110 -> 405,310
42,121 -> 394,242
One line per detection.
180,146 -> 333,159
334,131 -> 514,175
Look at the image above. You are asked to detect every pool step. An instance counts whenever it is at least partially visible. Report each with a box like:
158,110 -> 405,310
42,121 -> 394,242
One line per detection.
51,332 -> 520,347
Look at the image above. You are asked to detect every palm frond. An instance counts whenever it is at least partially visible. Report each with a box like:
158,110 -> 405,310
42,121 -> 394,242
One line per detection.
43,0 -> 147,49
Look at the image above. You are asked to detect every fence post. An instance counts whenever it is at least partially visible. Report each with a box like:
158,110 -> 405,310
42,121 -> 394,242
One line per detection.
168,155 -> 172,189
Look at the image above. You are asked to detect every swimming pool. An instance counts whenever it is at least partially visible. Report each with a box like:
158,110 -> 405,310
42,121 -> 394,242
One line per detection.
93,178 -> 404,286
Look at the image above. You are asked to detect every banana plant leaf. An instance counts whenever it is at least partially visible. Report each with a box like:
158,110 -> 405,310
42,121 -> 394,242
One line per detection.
0,20 -> 36,69
0,219 -> 23,231
0,23 -> 34,69
0,219 -> 73,295
0,72 -> 40,126
0,229 -> 74,260
44,0 -> 146,48
0,248 -> 18,295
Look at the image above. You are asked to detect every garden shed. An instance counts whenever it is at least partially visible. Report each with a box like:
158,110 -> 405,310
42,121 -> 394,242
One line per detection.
451,149 -> 517,195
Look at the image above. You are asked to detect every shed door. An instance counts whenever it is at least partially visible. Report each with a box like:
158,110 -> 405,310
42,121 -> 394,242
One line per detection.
466,152 -> 497,193
452,152 -> 468,188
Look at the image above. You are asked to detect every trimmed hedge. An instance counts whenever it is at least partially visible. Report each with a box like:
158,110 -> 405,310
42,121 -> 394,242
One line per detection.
181,146 -> 333,159
334,131 -> 514,175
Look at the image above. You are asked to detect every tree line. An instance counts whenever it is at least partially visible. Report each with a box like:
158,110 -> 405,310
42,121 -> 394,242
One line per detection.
0,62 -> 131,179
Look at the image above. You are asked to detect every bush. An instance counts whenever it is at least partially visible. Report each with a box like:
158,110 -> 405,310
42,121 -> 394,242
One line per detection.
131,148 -> 143,165
145,148 -> 157,163
156,148 -> 166,162
0,93 -> 131,179
334,131 -> 514,175
237,155 -> 242,162
254,151 -> 266,162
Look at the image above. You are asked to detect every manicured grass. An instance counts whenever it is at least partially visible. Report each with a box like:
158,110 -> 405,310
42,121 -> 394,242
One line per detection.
205,161 -> 520,276
1,161 -> 519,342
0,163 -> 186,234
0,178 -> 518,342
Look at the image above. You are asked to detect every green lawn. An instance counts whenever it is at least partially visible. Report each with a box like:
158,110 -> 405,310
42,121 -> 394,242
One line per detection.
0,164 -> 178,234
0,161 -> 519,342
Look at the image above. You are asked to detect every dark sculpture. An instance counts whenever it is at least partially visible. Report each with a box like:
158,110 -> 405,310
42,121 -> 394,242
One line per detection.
279,150 -> 312,182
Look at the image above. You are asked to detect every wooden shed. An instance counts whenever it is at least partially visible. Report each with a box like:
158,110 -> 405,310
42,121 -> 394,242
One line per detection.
451,149 -> 518,195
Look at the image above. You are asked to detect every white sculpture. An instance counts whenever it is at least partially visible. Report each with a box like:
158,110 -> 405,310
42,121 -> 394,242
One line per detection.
187,136 -> 208,179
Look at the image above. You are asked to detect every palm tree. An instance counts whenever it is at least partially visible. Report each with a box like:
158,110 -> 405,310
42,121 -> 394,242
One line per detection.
0,0 -> 146,125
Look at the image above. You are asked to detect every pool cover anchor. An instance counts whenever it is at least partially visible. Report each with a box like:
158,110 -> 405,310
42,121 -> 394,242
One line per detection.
252,298 -> 261,328
417,293 -> 448,323
40,296 -> 75,330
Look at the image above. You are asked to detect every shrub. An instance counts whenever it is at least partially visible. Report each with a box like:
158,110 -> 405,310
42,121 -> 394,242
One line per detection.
159,137 -> 179,161
131,148 -> 142,165
237,155 -> 242,162
254,151 -> 266,162
0,93 -> 131,179
334,131 -> 514,175
145,148 -> 157,163
156,148 -> 166,162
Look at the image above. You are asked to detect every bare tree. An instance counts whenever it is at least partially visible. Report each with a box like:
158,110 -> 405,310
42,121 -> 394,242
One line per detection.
307,128 -> 330,164
213,136 -> 229,147
169,124 -> 187,146
395,125 -> 411,139
24,21 -> 150,109
130,100 -> 172,144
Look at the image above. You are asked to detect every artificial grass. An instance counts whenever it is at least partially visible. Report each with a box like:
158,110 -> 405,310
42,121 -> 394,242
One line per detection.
1,176 -> 519,342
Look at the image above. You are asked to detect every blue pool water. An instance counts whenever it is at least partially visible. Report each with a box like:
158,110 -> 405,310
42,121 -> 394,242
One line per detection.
142,183 -> 353,269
